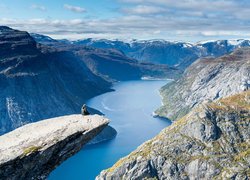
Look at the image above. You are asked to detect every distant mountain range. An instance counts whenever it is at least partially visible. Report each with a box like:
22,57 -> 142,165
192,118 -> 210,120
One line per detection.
31,33 -> 250,69
31,34 -> 181,81
74,39 -> 250,69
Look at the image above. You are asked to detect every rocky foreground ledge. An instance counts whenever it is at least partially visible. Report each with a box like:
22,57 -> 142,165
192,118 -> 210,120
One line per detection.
0,114 -> 109,180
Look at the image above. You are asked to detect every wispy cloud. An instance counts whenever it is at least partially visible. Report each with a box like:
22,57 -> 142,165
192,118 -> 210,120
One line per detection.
30,4 -> 46,11
119,0 -> 250,20
2,15 -> 250,41
63,4 -> 86,13
121,5 -> 166,15
1,0 -> 250,41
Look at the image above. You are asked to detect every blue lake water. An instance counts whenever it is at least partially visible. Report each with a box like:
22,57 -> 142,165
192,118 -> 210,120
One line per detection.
49,80 -> 171,180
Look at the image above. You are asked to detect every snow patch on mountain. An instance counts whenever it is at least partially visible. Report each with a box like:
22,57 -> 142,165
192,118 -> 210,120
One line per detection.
228,39 -> 245,46
6,97 -> 25,127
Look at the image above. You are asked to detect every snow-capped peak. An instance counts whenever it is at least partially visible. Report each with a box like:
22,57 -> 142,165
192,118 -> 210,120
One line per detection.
196,39 -> 249,46
227,39 -> 245,46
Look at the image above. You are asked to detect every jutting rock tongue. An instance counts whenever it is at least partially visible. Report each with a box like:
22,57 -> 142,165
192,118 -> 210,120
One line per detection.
0,114 -> 109,180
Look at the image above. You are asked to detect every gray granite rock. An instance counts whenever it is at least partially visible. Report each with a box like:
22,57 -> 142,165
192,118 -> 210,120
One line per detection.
156,48 -> 250,120
0,114 -> 109,180
97,91 -> 250,180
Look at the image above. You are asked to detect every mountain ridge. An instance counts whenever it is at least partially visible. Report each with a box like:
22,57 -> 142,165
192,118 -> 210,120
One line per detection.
31,33 -> 182,81
31,33 -> 250,70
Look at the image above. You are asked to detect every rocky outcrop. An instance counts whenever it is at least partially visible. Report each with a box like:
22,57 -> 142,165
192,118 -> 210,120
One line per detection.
97,91 -> 250,180
156,48 -> 250,120
0,114 -> 109,179
0,26 -> 111,135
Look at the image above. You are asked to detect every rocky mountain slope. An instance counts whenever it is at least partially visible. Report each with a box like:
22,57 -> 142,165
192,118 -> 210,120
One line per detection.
0,27 -> 39,58
73,38 -> 250,69
73,39 -> 199,68
156,48 -> 250,120
31,34 -> 182,81
0,114 -> 109,180
199,39 -> 250,57
0,26 -> 112,135
73,46 -> 181,81
97,91 -> 250,180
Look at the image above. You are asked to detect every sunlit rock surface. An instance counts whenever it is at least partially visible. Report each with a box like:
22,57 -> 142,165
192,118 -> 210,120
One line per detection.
156,48 -> 250,120
0,114 -> 109,179
97,91 -> 250,180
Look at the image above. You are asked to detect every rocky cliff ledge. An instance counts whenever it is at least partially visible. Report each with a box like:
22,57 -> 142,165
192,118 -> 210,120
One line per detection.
0,114 -> 109,180
97,91 -> 250,179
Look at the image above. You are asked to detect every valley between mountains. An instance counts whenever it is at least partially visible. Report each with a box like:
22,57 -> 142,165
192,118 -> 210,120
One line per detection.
98,49 -> 250,179
0,26 -> 249,180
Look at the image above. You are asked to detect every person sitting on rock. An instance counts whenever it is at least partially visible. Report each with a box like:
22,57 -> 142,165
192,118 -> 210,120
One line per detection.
81,104 -> 90,116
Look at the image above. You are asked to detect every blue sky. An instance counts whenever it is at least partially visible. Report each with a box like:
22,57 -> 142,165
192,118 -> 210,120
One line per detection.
0,0 -> 120,19
1,0 -> 250,42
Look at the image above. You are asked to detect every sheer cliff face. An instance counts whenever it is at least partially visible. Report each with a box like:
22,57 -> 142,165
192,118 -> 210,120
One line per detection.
156,48 -> 250,120
0,26 -> 111,135
0,26 -> 39,58
97,91 -> 250,180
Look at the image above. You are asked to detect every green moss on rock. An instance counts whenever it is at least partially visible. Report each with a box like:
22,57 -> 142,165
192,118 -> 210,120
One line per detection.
22,146 -> 42,157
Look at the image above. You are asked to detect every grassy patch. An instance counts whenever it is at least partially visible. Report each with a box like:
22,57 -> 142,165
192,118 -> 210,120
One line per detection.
22,146 -> 42,157
234,149 -> 250,162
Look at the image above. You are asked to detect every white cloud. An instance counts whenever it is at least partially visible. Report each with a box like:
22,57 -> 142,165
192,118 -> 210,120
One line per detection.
2,16 -> 250,42
30,4 -> 46,11
153,30 -> 161,34
122,5 -> 166,15
120,0 -> 250,20
1,0 -> 250,41
64,4 -> 86,13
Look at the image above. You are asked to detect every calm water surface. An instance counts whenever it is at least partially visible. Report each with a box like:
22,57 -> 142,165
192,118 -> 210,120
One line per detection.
50,80 -> 171,180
